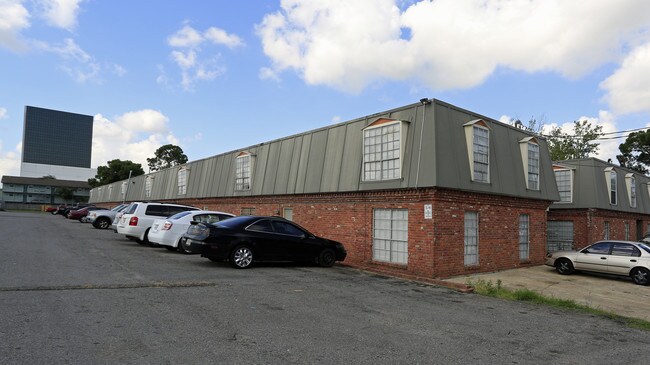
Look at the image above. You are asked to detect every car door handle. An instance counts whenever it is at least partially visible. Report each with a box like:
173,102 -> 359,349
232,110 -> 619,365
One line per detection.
630,259 -> 637,262
600,257 -> 607,260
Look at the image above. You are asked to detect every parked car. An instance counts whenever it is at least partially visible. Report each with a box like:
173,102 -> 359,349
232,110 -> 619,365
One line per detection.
148,210 -> 235,253
67,206 -> 103,222
545,240 -> 650,285
59,203 -> 94,217
116,202 -> 199,245
86,204 -> 128,229
183,215 -> 347,269
45,206 -> 58,214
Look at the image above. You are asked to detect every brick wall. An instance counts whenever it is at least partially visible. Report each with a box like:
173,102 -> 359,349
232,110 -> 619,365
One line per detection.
111,187 -> 553,279
549,208 -> 650,250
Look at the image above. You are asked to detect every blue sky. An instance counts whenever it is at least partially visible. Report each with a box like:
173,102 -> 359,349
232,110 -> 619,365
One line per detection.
1,0 -> 650,182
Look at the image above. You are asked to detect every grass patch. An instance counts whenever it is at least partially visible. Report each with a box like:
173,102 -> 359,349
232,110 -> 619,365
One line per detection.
468,279 -> 650,331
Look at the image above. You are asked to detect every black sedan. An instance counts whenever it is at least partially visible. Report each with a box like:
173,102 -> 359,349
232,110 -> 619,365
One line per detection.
183,216 -> 347,269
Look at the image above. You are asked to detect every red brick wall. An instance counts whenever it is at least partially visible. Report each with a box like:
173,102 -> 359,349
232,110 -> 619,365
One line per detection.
105,188 -> 552,279
549,208 -> 650,250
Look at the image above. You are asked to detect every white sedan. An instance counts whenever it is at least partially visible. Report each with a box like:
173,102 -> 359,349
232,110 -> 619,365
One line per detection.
148,210 -> 235,253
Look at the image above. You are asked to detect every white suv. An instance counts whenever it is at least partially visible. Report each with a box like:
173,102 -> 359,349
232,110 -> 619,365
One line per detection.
116,202 -> 199,245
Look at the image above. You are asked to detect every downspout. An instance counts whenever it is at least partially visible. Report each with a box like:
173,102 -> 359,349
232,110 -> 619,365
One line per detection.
122,170 -> 132,204
415,99 -> 430,189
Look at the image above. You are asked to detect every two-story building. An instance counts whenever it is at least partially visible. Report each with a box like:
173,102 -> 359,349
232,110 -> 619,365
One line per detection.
549,158 -> 650,251
89,99 -> 559,278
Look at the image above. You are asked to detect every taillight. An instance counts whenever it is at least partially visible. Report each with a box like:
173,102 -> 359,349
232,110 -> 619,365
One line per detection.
129,216 -> 138,226
162,221 -> 172,230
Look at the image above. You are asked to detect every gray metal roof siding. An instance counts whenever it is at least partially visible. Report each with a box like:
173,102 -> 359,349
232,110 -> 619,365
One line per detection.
551,158 -> 650,214
89,99 -> 560,203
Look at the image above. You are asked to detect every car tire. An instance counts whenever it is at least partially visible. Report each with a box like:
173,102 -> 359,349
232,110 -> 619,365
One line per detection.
318,249 -> 336,267
555,258 -> 574,275
631,267 -> 650,286
177,238 -> 191,254
94,217 -> 111,229
230,245 -> 254,269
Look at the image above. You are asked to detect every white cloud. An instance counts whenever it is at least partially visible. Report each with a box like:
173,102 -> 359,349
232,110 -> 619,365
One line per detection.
38,0 -> 84,31
92,111 -> 180,172
33,38 -> 102,83
0,141 -> 22,179
256,0 -> 650,94
0,107 -> 7,119
0,0 -> 30,51
204,27 -> 244,48
166,24 -> 243,91
600,42 -> 650,115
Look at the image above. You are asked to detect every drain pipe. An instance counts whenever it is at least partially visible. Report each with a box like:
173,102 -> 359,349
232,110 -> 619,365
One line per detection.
415,98 -> 431,188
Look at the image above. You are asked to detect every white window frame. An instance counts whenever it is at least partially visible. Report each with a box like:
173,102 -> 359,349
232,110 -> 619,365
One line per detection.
235,153 -> 253,191
177,167 -> 188,195
362,120 -> 407,182
554,168 -> 573,203
604,168 -> 617,205
519,138 -> 539,190
464,120 -> 490,183
464,212 -> 479,266
625,222 -> 630,240
604,221 -> 610,240
519,214 -> 530,261
625,173 -> 636,208
372,209 -> 408,264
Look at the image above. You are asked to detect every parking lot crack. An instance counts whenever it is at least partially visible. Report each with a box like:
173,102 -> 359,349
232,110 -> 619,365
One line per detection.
0,281 -> 218,292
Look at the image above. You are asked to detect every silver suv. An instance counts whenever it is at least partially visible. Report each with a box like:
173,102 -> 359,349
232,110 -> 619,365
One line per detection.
116,202 -> 199,245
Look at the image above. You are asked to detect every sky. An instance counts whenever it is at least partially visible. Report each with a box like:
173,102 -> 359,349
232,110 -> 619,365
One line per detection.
1,0 -> 650,183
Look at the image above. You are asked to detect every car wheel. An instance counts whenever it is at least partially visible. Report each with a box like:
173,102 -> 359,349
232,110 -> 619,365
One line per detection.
318,249 -> 336,267
94,217 -> 110,229
230,245 -> 254,269
177,238 -> 191,254
631,268 -> 650,286
555,258 -> 574,275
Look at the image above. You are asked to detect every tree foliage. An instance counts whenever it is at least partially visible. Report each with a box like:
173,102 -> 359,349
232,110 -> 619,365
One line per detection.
617,130 -> 650,174
546,120 -> 603,161
88,159 -> 144,188
56,187 -> 74,202
147,144 -> 188,172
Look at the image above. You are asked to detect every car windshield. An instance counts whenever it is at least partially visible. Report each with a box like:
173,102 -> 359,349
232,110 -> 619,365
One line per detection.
639,243 -> 650,254
168,211 -> 192,220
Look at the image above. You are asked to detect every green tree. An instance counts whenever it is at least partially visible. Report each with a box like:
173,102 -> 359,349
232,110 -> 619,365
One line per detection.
56,187 -> 74,202
147,144 -> 188,172
546,120 -> 603,161
617,130 -> 650,174
88,159 -> 145,188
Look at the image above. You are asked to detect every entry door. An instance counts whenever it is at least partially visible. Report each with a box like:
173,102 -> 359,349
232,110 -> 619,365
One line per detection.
637,220 -> 644,240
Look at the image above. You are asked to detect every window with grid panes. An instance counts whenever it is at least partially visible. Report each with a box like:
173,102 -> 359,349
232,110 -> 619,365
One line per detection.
610,171 -> 617,205
235,154 -> 251,190
473,126 -> 489,182
464,212 -> 479,265
177,168 -> 187,195
625,222 -> 630,240
519,214 -> 529,261
527,143 -> 539,190
630,176 -> 637,207
363,123 -> 401,181
372,209 -> 408,264
145,176 -> 152,198
554,169 -> 572,202
604,221 -> 610,240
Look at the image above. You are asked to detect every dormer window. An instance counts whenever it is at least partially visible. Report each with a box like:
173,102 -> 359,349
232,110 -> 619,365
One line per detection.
520,137 -> 540,190
144,176 -> 153,198
362,119 -> 408,181
177,166 -> 188,195
464,120 -> 490,183
626,173 -> 636,208
553,166 -> 573,203
235,152 -> 253,191
605,167 -> 617,205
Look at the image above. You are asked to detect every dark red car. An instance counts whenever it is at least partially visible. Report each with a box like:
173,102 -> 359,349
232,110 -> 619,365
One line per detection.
67,206 -> 102,222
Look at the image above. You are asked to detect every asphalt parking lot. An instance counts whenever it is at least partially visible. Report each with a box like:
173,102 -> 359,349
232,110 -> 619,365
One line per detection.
444,264 -> 650,322
1,211 -> 650,364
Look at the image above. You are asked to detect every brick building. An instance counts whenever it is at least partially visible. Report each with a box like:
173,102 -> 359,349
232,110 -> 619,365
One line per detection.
89,99 -> 559,278
548,158 -> 650,251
